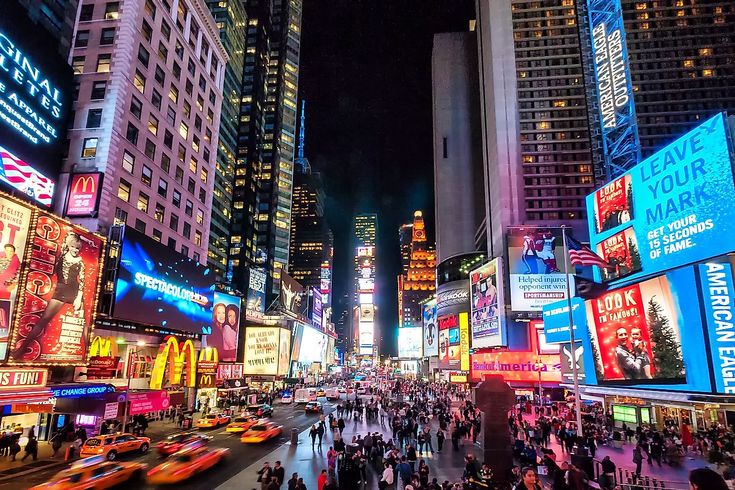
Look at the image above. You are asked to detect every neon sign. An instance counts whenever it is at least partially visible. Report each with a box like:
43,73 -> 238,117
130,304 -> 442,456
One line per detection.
134,272 -> 209,306
149,336 -> 197,390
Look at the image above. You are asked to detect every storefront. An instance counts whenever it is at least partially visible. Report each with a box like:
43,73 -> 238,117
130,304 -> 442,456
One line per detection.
0,368 -> 53,439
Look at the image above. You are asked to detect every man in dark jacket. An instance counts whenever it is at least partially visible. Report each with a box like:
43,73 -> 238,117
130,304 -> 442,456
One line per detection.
273,461 -> 285,487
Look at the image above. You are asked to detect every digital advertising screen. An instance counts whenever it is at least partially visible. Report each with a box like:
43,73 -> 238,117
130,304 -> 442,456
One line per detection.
470,351 -> 561,383
114,228 -> 213,334
469,258 -> 506,348
542,297 -> 587,344
277,328 -> 291,376
422,298 -> 438,357
587,113 -> 735,284
280,271 -> 306,317
245,268 -> 266,321
398,327 -> 422,359
560,342 -> 587,383
243,327 -> 280,375
297,323 -> 329,367
507,227 -> 572,312
11,212 -> 103,364
438,314 -> 461,370
206,292 -> 240,363
358,322 -> 374,356
64,173 -> 103,218
311,288 -> 323,329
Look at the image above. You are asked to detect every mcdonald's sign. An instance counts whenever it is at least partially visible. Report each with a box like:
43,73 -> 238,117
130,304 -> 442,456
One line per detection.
65,172 -> 103,217
149,336 -> 197,390
197,347 -> 218,388
88,336 -> 118,358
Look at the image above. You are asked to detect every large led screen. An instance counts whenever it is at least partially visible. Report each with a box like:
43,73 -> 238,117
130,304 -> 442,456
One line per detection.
114,228 -> 213,334
422,299 -> 438,357
470,258 -> 506,348
206,292 -> 240,362
280,271 -> 306,316
438,314 -> 461,369
358,322 -> 374,356
398,327 -> 422,359
245,268 -> 266,321
587,113 -> 735,284
297,323 -> 330,367
243,327 -> 284,376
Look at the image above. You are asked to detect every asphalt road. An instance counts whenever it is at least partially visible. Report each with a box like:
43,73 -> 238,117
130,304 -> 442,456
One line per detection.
3,398 -> 338,490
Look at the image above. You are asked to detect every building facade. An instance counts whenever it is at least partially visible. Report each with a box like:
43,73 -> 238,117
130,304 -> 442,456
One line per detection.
353,213 -> 377,358
15,0 -> 79,58
399,222 -> 413,275
398,211 -> 436,329
227,0 -> 303,300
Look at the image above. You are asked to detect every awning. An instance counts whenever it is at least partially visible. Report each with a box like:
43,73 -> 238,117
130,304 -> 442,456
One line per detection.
562,384 -> 735,405
0,388 -> 54,406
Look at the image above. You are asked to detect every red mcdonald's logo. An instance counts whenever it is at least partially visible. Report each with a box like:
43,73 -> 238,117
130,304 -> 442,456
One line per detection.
72,174 -> 97,194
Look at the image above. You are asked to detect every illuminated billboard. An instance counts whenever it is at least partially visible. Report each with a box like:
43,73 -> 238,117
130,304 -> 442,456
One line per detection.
438,314 -> 461,370
469,258 -> 506,348
291,323 -> 330,369
471,351 -> 561,383
311,288 -> 323,329
359,304 -> 374,322
422,299 -> 438,357
280,271 -> 306,317
542,297 -> 586,344
243,327 -> 283,376
358,322 -> 374,355
114,228 -> 213,334
64,173 -> 103,217
398,327 -> 422,359
206,292 -> 240,363
587,113 -> 735,284
245,268 -> 266,321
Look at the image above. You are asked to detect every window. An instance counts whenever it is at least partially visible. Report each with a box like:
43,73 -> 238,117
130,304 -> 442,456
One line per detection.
147,115 -> 158,135
154,65 -> 165,86
168,86 -> 178,103
160,153 -> 171,172
188,158 -> 197,174
196,209 -> 204,225
96,54 -> 111,73
203,147 -> 210,163
81,138 -> 98,158
175,40 -> 184,60
172,189 -> 181,207
158,42 -> 168,61
179,121 -> 188,139
183,101 -> 191,118
144,139 -> 155,159
175,166 -> 184,184
137,192 -> 149,213
187,59 -> 196,77
193,252 -> 200,263
134,218 -> 146,233
185,200 -> 193,217
154,203 -> 165,223
100,28 -> 115,45
181,245 -> 189,257
114,207 -> 128,225
177,144 -> 186,162
141,165 -> 153,186
122,150 -> 135,173
163,129 -> 173,149
85,109 -> 102,128
138,45 -> 150,67
141,21 -> 153,42
144,0 -> 156,19
79,4 -> 94,21
157,178 -> 168,197
172,62 -> 181,79
182,222 -> 191,239
194,230 -> 202,246
161,21 -> 171,41
166,107 -> 176,125
72,56 -> 85,75
125,123 -> 139,144
169,213 -> 179,231
198,188 -> 205,203
152,228 -> 162,241
198,75 -> 206,92
192,136 -> 199,153
168,237 -> 176,248
199,168 -> 207,184
117,179 -> 131,202
134,71 -> 146,94
151,89 -> 162,110
105,2 -> 119,19
91,81 -> 106,99
187,177 -> 195,193
75,30 -> 90,48
129,96 -> 142,119
194,115 -> 202,131
185,79 -> 193,95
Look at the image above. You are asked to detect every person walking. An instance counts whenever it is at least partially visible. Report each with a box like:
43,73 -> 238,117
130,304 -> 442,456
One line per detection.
317,424 -> 325,446
436,428 -> 445,452
599,456 -> 616,490
258,462 -> 273,490
337,417 -> 345,435
50,431 -> 63,458
310,425 -> 318,449
378,461 -> 394,490
287,473 -> 299,490
633,444 -> 643,480
273,461 -> 285,488
317,469 -> 328,490
8,435 -> 20,461
21,436 -> 38,462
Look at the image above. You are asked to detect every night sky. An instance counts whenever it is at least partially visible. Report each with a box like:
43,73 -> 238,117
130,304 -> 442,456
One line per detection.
299,0 -> 475,356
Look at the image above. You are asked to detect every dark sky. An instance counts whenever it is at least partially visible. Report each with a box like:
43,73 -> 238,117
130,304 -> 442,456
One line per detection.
299,0 -> 475,356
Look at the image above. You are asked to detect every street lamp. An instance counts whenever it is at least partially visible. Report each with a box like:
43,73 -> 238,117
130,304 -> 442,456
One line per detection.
535,359 -> 543,413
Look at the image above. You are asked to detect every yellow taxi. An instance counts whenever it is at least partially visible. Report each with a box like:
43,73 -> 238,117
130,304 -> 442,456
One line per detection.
79,433 -> 151,461
195,412 -> 231,429
147,444 -> 229,484
30,456 -> 146,489
240,421 -> 282,443
315,387 -> 326,397
225,415 -> 258,433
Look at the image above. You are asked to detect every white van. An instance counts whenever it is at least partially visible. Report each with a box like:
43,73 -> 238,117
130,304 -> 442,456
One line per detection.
295,388 -> 317,403
325,388 -> 340,401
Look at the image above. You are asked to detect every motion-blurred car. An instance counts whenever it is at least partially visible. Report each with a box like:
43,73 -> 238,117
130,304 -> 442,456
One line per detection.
304,401 -> 323,413
280,392 -> 293,404
337,387 -> 347,394
240,421 -> 282,443
30,456 -> 146,489
315,388 -> 326,397
156,433 -> 211,456
245,403 -> 273,418
225,415 -> 258,433
80,433 -> 151,461
196,412 -> 231,429
147,445 -> 229,485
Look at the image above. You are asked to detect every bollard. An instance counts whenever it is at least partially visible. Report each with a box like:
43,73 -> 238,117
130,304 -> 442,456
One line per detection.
291,428 -> 299,445
64,446 -> 72,461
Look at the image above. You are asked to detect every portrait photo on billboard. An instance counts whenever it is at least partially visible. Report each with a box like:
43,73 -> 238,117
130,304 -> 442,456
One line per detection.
280,271 -> 306,316
206,292 -> 241,362
114,227 -> 213,334
586,275 -> 686,384
507,227 -> 571,311
11,213 -> 103,364
592,174 -> 634,234
596,227 -> 642,282
422,299 -> 438,357
470,259 -> 505,348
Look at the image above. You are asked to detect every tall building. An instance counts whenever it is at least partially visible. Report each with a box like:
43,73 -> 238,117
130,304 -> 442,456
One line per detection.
227,0 -> 303,300
399,222 -> 413,274
59,0 -> 227,263
431,32 -> 485,262
353,213 -> 377,357
398,211 -> 436,328
15,0 -> 79,58
205,0 -> 247,280
288,101 -> 333,298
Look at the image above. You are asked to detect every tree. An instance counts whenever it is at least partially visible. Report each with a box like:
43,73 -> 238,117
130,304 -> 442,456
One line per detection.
628,237 -> 642,272
626,182 -> 635,220
589,330 -> 604,380
647,296 -> 685,379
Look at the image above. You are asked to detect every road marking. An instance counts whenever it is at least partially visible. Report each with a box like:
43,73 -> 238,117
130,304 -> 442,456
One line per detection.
286,415 -> 295,419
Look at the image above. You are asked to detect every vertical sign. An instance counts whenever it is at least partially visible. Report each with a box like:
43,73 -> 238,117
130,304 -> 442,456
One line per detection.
699,258 -> 735,394
587,0 -> 640,176
64,173 -> 103,217
245,268 -> 266,321
469,258 -> 506,348
459,312 -> 470,372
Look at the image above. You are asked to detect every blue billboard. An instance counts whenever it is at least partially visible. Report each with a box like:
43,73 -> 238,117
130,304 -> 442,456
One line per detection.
542,297 -> 587,344
587,0 -> 640,176
587,113 -> 735,285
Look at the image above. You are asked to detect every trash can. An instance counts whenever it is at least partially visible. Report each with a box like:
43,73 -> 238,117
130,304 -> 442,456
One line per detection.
291,428 -> 299,445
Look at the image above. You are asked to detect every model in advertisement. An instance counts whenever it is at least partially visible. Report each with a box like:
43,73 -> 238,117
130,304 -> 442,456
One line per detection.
223,304 -> 239,360
613,327 -> 651,380
12,233 -> 85,360
536,230 -> 560,273
521,231 -> 538,274
208,303 -> 227,356
0,243 -> 20,299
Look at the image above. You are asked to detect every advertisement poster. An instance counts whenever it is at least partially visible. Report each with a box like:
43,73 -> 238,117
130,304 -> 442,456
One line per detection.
596,227 -> 641,281
422,298 -> 438,357
438,314 -> 461,369
507,227 -> 571,312
560,342 -> 586,383
64,173 -> 103,217
114,228 -> 213,334
280,271 -> 306,316
297,324 -> 329,367
0,196 -> 32,360
586,275 -> 686,383
128,390 -> 170,415
0,146 -> 55,207
593,174 -> 634,233
11,213 -> 103,364
469,258 -> 506,348
311,288 -> 323,329
542,297 -> 587,344
398,327 -> 422,359
587,113 -> 735,284
278,328 -> 291,376
243,327 -> 280,375
358,322 -> 374,356
206,292 -> 240,363
245,268 -> 266,321
471,351 -> 561,383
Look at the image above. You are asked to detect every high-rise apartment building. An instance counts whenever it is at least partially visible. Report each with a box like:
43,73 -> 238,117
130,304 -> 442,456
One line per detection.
15,0 -> 79,58
398,211 -> 436,328
227,0 -> 303,300
60,0 -> 227,263
399,222 -> 413,274
353,213 -> 377,357
205,0 -> 247,280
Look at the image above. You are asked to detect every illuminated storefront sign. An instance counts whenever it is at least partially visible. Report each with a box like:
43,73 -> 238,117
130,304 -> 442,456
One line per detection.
699,257 -> 735,394
64,173 -> 103,217
542,297 -> 586,344
51,383 -> 113,398
469,259 -> 506,348
0,368 -> 47,389
459,312 -> 470,371
149,336 -> 197,390
587,113 -> 735,284
470,351 -> 561,383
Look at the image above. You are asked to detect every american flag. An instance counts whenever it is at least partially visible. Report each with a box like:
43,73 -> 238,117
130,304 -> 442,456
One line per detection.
0,145 -> 54,206
566,234 -> 611,269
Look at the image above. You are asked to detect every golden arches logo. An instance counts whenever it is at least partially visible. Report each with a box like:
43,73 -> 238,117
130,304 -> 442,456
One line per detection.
72,175 -> 96,194
149,337 -> 197,390
198,346 -> 219,362
89,336 -> 118,358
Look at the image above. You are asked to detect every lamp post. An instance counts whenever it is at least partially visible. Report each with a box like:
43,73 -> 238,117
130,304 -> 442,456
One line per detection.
535,359 -> 543,412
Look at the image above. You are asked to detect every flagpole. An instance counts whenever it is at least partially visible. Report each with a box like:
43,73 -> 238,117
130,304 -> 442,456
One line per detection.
562,225 -> 584,439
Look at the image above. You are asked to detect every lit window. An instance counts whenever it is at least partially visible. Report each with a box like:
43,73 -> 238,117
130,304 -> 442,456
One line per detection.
81,138 -> 98,158
122,150 -> 135,173
699,48 -> 712,57
148,116 -> 159,135
134,71 -> 146,94
72,56 -> 85,75
155,203 -> 165,223
169,86 -> 179,103
200,168 -> 208,183
189,158 -> 197,174
137,192 -> 149,213
96,54 -> 111,73
703,69 -> 715,77
683,59 -> 694,68
117,179 -> 131,202
105,2 -> 120,20
194,230 -> 202,247
196,209 -> 204,225
179,121 -> 189,139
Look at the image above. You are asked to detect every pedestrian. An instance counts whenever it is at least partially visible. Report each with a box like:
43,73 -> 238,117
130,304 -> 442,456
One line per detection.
310,425 -> 318,449
9,435 -> 20,461
327,446 -> 337,476
436,428 -> 445,452
512,467 -> 541,490
258,462 -> 273,490
317,469 -> 327,490
406,443 -> 417,472
50,431 -> 63,458
296,477 -> 307,490
287,472 -> 299,490
21,436 -> 37,462
396,456 -> 412,489
273,461 -> 285,488
317,423 -> 325,446
267,476 -> 280,490
323,477 -> 337,490
633,444 -> 643,479
688,468 -> 729,490
379,461 -> 394,490
599,456 -> 616,490
418,459 -> 430,487
337,418 -> 345,435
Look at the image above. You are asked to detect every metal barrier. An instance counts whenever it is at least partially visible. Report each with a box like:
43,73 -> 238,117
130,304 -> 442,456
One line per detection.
591,459 -> 690,490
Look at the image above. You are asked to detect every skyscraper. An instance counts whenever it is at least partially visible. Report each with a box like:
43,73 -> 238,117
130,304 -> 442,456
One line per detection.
205,0 -> 247,280
227,0 -> 303,300
398,211 -> 436,329
399,222 -> 413,274
15,0 -> 79,58
59,0 -> 227,263
353,213 -> 377,357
